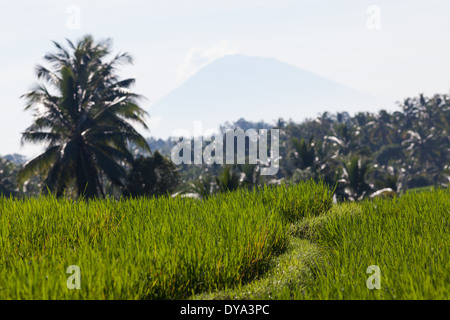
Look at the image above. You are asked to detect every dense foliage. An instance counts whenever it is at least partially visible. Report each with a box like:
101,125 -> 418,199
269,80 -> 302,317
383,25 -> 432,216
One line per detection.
124,151 -> 179,197
17,35 -> 150,198
0,35 -> 448,201
2,92 -> 449,200
166,93 -> 450,201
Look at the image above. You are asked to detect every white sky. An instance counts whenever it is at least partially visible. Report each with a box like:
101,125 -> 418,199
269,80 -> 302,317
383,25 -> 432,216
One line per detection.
1,0 -> 450,157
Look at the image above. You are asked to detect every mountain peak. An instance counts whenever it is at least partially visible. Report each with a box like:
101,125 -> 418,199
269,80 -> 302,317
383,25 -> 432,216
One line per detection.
149,54 -> 394,138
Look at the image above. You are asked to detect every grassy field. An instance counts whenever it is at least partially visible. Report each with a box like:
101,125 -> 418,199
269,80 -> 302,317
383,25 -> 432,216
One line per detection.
196,189 -> 449,300
0,181 -> 448,300
302,189 -> 450,299
0,181 -> 332,299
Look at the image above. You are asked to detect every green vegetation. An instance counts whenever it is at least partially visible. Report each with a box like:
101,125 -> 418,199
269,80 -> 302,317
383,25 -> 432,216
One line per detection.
168,93 -> 450,201
0,180 -> 331,299
0,35 -> 448,301
1,181 -> 448,300
1,35 -> 449,201
17,35 -> 150,199
301,189 -> 450,299
3,89 -> 449,201
124,151 -> 179,198
197,188 -> 449,300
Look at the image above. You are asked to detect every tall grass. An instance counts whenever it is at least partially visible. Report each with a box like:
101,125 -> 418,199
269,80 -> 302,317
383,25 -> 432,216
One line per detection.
257,180 -> 334,222
0,180 -> 333,300
207,188 -> 449,300
295,188 -> 450,299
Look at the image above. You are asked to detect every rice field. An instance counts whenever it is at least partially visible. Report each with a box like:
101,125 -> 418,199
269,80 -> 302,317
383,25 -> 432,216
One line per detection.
0,180 -> 332,300
0,181 -> 448,300
300,189 -> 450,299
201,188 -> 449,300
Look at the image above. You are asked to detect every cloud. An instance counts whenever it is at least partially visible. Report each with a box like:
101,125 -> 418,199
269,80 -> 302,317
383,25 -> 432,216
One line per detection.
177,41 -> 239,83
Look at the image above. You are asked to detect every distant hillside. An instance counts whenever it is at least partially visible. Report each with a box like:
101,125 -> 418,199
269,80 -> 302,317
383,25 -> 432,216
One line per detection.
148,54 -> 394,139
2,153 -> 27,165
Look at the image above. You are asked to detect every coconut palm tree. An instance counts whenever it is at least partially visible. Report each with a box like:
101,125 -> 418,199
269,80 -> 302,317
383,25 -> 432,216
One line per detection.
342,157 -> 373,201
18,35 -> 150,198
215,165 -> 243,193
367,110 -> 395,146
124,151 -> 179,198
291,137 -> 316,170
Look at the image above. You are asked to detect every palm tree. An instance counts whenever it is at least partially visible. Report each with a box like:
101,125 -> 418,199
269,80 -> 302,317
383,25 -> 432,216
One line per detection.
215,165 -> 243,193
343,157 -> 373,201
291,137 -> 316,170
240,163 -> 261,190
18,35 -> 150,198
367,110 -> 395,146
324,123 -> 355,157
183,174 -> 216,199
125,151 -> 179,198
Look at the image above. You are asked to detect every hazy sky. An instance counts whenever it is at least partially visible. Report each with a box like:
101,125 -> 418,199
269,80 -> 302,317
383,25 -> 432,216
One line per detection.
1,0 -> 450,157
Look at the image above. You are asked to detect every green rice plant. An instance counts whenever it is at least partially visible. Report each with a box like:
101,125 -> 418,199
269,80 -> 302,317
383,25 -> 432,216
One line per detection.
296,188 -> 450,299
0,180 -> 336,300
0,186 -> 280,299
192,237 -> 322,300
256,180 -> 334,222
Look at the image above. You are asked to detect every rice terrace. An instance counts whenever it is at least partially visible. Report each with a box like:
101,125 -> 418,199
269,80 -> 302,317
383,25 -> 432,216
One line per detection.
0,1 -> 450,307
0,181 -> 449,300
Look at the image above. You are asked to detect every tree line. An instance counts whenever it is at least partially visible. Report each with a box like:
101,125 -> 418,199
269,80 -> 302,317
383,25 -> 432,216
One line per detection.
0,35 -> 449,200
167,93 -> 450,200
